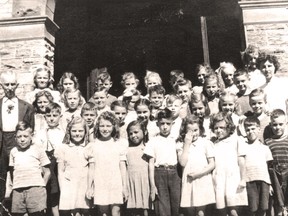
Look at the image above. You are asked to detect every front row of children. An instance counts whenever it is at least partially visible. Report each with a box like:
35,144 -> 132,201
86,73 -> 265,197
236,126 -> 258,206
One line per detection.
8,98 -> 288,216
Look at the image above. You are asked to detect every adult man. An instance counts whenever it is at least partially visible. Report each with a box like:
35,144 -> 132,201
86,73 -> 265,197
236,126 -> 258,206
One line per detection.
0,71 -> 34,202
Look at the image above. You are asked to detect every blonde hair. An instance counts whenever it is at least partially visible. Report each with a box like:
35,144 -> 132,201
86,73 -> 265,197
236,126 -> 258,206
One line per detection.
63,116 -> 89,144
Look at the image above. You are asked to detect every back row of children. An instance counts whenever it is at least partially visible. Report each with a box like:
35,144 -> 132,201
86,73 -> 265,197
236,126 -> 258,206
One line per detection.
6,46 -> 288,216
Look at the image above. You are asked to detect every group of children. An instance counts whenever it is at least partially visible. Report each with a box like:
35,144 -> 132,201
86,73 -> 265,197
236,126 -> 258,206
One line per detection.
5,46 -> 288,216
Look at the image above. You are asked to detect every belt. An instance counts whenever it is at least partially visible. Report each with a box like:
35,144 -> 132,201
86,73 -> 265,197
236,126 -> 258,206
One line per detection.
156,165 -> 177,170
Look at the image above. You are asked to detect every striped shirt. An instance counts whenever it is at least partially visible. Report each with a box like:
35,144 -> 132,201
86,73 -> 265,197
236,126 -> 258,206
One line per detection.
265,135 -> 288,165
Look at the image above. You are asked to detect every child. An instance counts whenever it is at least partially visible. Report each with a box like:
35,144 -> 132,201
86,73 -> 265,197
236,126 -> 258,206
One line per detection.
89,87 -> 111,116
217,62 -> 238,95
81,102 -> 97,142
177,116 -> 216,216
34,102 -> 65,216
144,71 -> 162,96
174,78 -> 193,104
94,71 -> 117,106
118,72 -> 140,101
122,88 -> 141,122
233,69 -> 253,115
111,100 -> 129,139
166,94 -> 183,138
143,108 -> 181,216
210,112 -> 248,216
148,84 -> 166,120
56,116 -> 91,216
135,98 -> 160,138
169,69 -> 184,93
203,74 -> 221,115
125,120 -> 150,216
33,90 -> 54,133
243,116 -> 273,216
63,89 -> 84,124
193,64 -> 214,94
85,111 -> 128,216
9,121 -> 51,216
25,65 -> 61,105
265,109 -> 288,216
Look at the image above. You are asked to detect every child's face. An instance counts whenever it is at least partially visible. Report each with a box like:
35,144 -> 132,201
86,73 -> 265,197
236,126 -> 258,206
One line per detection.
97,79 -> 112,91
177,85 -> 192,102
260,60 -> 275,82
128,124 -> 144,146
35,71 -> 49,89
191,101 -> 205,118
220,97 -> 235,115
147,77 -> 160,89
222,68 -> 234,86
45,110 -> 62,128
247,52 -> 258,69
113,106 -> 127,123
213,120 -> 229,140
167,99 -> 182,119
37,95 -> 50,113
245,124 -> 260,143
234,74 -> 249,93
98,119 -> 113,140
250,95 -> 265,115
197,69 -> 208,85
270,116 -> 287,138
136,105 -> 150,121
70,123 -> 85,144
157,118 -> 173,137
82,110 -> 97,128
205,80 -> 219,97
16,129 -> 32,150
187,123 -> 200,142
128,95 -> 140,111
63,78 -> 75,91
66,91 -> 80,111
149,92 -> 164,108
124,77 -> 137,89
93,91 -> 107,110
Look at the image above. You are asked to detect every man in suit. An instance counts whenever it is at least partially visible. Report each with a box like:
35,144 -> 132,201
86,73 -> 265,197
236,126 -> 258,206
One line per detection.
0,71 -> 34,203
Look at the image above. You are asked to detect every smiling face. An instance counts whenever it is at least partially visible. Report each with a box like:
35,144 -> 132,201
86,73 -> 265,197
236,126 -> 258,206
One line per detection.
234,74 -> 249,94
16,128 -> 33,150
136,105 -> 150,121
166,99 -> 182,119
149,92 -> 164,108
98,119 -> 113,140
245,124 -> 260,143
35,71 -> 49,89
270,115 -> 287,138
191,101 -> 206,118
93,91 -> 107,110
177,85 -> 192,102
128,124 -> 144,146
82,110 -> 97,128
260,60 -> 275,83
37,95 -> 50,113
249,95 -> 266,115
70,123 -> 86,144
220,97 -> 235,115
205,80 -> 219,97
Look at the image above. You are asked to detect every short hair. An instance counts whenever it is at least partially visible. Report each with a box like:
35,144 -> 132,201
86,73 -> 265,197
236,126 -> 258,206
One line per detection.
148,84 -> 166,96
33,90 -> 54,113
63,89 -> 84,108
32,65 -> 54,89
195,64 -> 214,76
257,53 -> 280,73
121,72 -> 139,87
144,71 -> 162,87
81,102 -> 97,116
233,69 -> 249,80
189,93 -> 210,117
94,111 -> 120,140
270,109 -> 286,121
45,102 -> 62,114
97,71 -> 111,82
241,45 -> 260,66
174,78 -> 192,92
157,108 -> 173,121
244,116 -> 260,128
110,100 -> 128,111
16,121 -> 33,133
93,86 -> 108,95
166,94 -> 183,105
57,72 -> 80,93
63,116 -> 89,144
0,71 -> 17,84
210,112 -> 236,135
169,69 -> 184,87
126,120 -> 149,145
249,88 -> 267,103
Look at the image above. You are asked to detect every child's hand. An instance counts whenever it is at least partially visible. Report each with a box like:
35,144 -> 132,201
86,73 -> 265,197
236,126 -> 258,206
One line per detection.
184,130 -> 193,144
122,188 -> 129,202
236,179 -> 246,193
150,186 -> 158,202
269,185 -> 274,196
187,172 -> 201,180
86,188 -> 94,200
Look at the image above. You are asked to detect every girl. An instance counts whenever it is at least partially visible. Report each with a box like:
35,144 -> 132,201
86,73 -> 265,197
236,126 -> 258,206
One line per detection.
63,89 -> 84,124
122,88 -> 141,123
177,116 -> 215,216
26,65 -> 61,104
144,71 -> 162,97
134,98 -> 159,138
189,93 -> 212,140
55,116 -> 91,216
193,64 -> 214,94
210,112 -> 248,216
125,120 -> 150,216
118,72 -> 140,101
216,62 -> 238,95
111,100 -> 129,139
33,90 -> 54,132
203,74 -> 222,115
86,111 -> 128,216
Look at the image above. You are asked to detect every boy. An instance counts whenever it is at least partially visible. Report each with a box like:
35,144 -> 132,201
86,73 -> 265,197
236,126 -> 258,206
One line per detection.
111,100 -> 128,139
92,71 -> 117,106
148,85 -> 165,120
33,102 -> 65,216
265,109 -> 288,216
143,108 -> 181,216
10,121 -> 51,216
81,102 -> 97,142
174,78 -> 193,103
244,116 -> 273,216
234,69 -> 253,115
90,87 -> 111,116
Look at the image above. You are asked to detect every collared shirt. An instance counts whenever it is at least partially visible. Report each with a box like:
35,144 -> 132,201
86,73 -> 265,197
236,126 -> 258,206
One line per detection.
2,97 -> 19,132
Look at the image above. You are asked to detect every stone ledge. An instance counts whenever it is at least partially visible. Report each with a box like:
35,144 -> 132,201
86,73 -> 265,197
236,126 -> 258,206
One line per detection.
0,16 -> 59,43
239,0 -> 288,9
